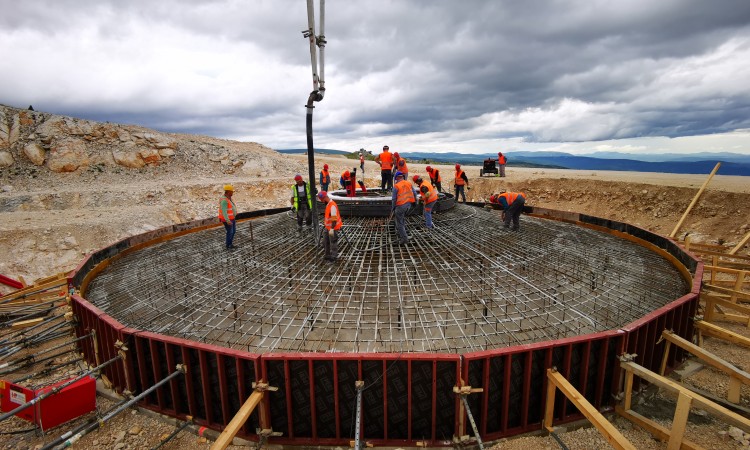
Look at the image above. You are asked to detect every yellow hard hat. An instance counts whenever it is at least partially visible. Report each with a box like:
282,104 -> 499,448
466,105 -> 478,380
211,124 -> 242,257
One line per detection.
223,184 -> 234,192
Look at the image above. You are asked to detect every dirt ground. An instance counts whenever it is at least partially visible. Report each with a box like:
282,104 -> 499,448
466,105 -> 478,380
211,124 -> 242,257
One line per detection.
1,140 -> 750,449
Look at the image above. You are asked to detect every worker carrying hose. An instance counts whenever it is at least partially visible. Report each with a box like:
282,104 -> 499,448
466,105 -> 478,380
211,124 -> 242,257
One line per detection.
496,191 -> 526,231
413,175 -> 437,229
454,164 -> 469,203
218,184 -> 237,250
391,171 -> 417,245
290,174 -> 313,232
375,145 -> 394,191
319,164 -> 331,192
426,165 -> 443,192
318,191 -> 342,263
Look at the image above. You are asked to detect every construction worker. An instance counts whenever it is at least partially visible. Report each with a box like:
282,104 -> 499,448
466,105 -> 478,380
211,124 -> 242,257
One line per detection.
359,153 -> 365,173
454,164 -> 469,203
498,152 -> 507,177
391,171 -> 417,245
413,175 -> 437,229
496,191 -> 526,231
394,152 -> 408,182
375,145 -> 394,191
290,174 -> 313,231
319,164 -> 331,192
318,191 -> 342,263
339,169 -> 357,197
426,166 -> 443,192
219,184 -> 237,250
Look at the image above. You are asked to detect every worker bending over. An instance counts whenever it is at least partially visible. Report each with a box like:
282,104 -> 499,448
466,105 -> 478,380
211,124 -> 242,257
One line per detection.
496,191 -> 526,231
426,166 -> 442,192
413,175 -> 437,229
318,191 -> 342,263
290,174 -> 313,231
391,171 -> 417,245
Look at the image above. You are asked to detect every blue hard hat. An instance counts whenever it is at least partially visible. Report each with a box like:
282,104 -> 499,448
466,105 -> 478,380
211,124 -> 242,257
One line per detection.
394,171 -> 404,179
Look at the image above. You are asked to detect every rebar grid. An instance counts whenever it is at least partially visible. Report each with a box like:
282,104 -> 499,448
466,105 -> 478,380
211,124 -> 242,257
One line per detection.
85,205 -> 689,354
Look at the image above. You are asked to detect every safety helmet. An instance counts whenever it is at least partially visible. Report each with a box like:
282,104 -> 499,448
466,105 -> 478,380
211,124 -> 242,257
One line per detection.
412,175 -> 421,183
323,164 -> 329,169
425,166 -> 432,172
317,191 -> 327,200
294,174 -> 302,182
394,171 -> 404,179
394,152 -> 400,158
489,194 -> 497,202
455,164 -> 461,170
223,184 -> 234,192
343,170 -> 350,178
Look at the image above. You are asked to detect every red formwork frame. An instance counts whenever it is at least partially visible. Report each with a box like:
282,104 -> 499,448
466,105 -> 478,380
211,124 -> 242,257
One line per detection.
65,207 -> 703,446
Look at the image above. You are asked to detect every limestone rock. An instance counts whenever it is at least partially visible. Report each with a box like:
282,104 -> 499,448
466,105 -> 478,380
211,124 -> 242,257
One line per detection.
0,151 -> 14,167
113,150 -> 145,168
208,149 -> 229,162
158,148 -> 175,157
8,114 -> 20,145
47,138 -> 89,172
0,119 -> 8,148
23,142 -> 46,165
138,148 -> 161,165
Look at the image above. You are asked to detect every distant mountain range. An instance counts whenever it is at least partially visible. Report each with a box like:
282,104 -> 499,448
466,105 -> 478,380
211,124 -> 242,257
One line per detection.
276,149 -> 750,176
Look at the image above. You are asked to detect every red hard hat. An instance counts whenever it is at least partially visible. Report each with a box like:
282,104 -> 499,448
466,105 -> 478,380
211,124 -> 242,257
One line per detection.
455,164 -> 460,170
412,175 -> 420,183
323,164 -> 329,169
294,174 -> 302,182
426,166 -> 432,171
394,152 -> 400,158
344,170 -> 350,178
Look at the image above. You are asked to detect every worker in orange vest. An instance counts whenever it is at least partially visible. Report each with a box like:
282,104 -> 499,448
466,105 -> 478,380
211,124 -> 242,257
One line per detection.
375,145 -> 394,191
426,166 -> 443,192
498,152 -> 507,177
413,175 -> 437,229
391,171 -> 417,245
218,184 -> 237,250
394,152 -> 408,182
318,191 -> 342,263
454,164 -> 469,203
319,164 -> 331,192
496,191 -> 526,231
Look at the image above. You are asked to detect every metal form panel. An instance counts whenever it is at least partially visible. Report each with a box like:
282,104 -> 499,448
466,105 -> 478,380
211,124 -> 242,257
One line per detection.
462,331 -> 625,442
260,353 -> 461,447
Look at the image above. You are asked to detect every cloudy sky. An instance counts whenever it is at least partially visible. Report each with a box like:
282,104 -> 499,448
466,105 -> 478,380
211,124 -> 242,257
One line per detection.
2,0 -> 750,155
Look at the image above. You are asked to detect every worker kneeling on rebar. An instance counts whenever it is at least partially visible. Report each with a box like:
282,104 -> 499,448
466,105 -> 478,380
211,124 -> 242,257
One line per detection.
318,191 -> 342,263
391,171 -> 417,245
496,191 -> 526,231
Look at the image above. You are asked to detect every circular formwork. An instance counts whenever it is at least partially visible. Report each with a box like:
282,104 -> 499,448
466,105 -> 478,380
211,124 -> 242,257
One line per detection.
81,203 -> 690,354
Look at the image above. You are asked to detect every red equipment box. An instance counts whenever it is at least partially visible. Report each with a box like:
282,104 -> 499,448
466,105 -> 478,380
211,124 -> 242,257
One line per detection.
0,376 -> 96,429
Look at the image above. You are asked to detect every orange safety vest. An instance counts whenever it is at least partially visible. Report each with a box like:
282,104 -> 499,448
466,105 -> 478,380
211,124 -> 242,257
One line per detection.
419,179 -> 438,204
324,200 -> 342,230
397,158 -> 408,173
499,191 -> 525,205
394,180 -> 416,206
428,168 -> 441,182
321,169 -> 330,184
377,151 -> 394,170
455,170 -> 466,186
218,196 -> 235,222
498,154 -> 507,165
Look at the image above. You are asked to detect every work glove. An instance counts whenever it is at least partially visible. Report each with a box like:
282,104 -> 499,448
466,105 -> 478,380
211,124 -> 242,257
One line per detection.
328,228 -> 335,237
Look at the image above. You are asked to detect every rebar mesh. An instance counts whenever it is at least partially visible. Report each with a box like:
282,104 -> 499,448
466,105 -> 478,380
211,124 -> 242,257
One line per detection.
84,205 -> 689,353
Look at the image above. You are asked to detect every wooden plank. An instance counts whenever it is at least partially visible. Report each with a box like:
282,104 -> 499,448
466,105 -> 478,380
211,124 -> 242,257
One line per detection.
668,392 -> 692,450
620,360 -> 750,433
11,317 -> 44,329
670,162 -> 721,239
211,390 -> 264,450
543,369 -> 557,431
730,231 -> 750,255
547,369 -> 637,450
704,284 -> 750,301
694,320 -> 750,349
661,330 -> 750,386
615,407 -> 703,450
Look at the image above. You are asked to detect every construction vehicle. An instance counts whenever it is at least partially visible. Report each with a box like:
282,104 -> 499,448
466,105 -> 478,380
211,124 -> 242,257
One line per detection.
479,158 -> 498,177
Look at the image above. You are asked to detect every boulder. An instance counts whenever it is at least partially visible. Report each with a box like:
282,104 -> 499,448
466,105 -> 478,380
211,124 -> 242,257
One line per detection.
0,151 -> 14,167
47,138 -> 89,172
138,148 -> 161,165
113,150 -> 145,168
23,142 -> 46,165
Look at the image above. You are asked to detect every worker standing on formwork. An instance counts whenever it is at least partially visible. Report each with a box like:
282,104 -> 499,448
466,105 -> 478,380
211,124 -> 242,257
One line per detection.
219,184 -> 238,250
318,191 -> 341,263
391,171 -> 417,245
454,164 -> 469,203
291,174 -> 313,232
426,166 -> 443,192
496,191 -> 526,231
319,164 -> 331,192
375,145 -> 394,191
413,175 -> 437,229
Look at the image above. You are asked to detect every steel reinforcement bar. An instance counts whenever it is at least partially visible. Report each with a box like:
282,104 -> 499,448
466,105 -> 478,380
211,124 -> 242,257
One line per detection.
67,206 -> 701,447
